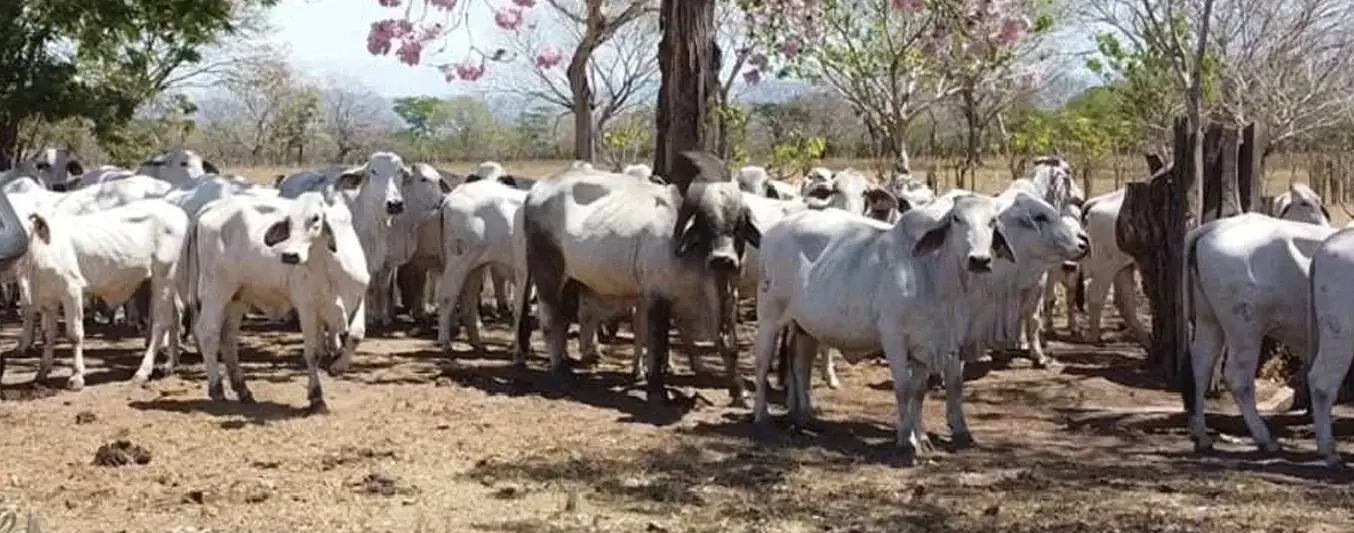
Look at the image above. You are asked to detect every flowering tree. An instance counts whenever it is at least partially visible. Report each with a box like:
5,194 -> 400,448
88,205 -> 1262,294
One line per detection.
736,0 -> 1047,172
366,0 -> 656,161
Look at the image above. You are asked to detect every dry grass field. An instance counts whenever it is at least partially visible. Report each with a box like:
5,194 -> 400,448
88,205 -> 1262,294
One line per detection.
1,158 -> 1352,533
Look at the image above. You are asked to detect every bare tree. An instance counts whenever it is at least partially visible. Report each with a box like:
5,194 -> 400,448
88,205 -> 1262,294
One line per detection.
196,45 -> 315,165
489,0 -> 659,161
319,76 -> 397,163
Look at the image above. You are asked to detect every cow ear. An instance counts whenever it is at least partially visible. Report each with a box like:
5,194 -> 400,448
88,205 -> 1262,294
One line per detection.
273,174 -> 286,187
464,174 -> 482,183
993,225 -> 1016,263
336,170 -> 363,190
741,209 -> 761,249
65,159 -> 84,176
322,219 -> 337,252
263,219 -> 290,246
28,214 -> 49,244
673,204 -> 701,257
496,175 -> 516,187
202,160 -> 219,175
648,175 -> 668,186
897,197 -> 913,214
1321,204 -> 1332,221
912,221 -> 950,257
438,179 -> 452,194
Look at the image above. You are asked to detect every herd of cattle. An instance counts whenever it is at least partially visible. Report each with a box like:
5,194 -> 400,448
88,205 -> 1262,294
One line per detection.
0,147 -> 1352,467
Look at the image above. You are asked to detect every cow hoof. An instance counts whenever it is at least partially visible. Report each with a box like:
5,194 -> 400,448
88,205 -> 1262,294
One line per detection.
897,443 -> 919,467
66,375 -> 85,391
154,363 -> 176,378
207,382 -> 226,402
727,392 -> 749,409
825,376 -> 841,390
551,364 -> 574,386
646,385 -> 670,406
130,372 -> 151,385
306,400 -> 329,416
1324,454 -> 1347,470
1260,440 -> 1282,454
237,389 -> 256,404
950,432 -> 975,450
1192,439 -> 1214,454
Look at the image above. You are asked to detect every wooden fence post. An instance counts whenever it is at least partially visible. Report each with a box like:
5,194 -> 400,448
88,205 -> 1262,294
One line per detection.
1237,123 -> 1265,212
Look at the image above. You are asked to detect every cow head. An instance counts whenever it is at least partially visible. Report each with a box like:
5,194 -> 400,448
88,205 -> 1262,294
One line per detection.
623,163 -> 654,181
336,152 -> 408,216
137,149 -> 217,188
670,151 -> 762,274
997,191 -> 1090,268
886,174 -> 935,215
1275,182 -> 1331,227
405,163 -> 453,215
863,187 -> 900,222
912,194 -> 1013,274
19,149 -> 83,192
1028,155 -> 1084,218
263,193 -> 340,265
736,165 -> 770,195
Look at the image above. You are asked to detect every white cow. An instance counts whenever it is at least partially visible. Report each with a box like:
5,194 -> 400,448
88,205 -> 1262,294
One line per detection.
1182,214 -> 1337,455
736,166 -> 800,201
136,149 -> 221,188
276,152 -> 408,329
753,194 -> 1012,462
435,179 -> 526,354
1270,182 -> 1331,226
1071,188 -> 1149,344
13,199 -> 189,389
623,163 -> 654,181
884,172 -> 936,215
802,168 -> 871,215
0,149 -> 86,191
800,166 -> 834,196
513,152 -> 761,405
389,163 -> 455,325
1306,227 -> 1354,467
188,190 -> 369,412
70,166 -> 138,189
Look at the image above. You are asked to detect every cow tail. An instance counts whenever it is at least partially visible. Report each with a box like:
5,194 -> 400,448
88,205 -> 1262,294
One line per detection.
1180,224 -> 1208,416
1307,249 -> 1322,406
176,218 -> 200,346
1074,270 -> 1087,312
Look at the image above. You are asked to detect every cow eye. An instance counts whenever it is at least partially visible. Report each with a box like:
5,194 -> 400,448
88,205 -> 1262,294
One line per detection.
35,163 -> 50,170
180,161 -> 189,167
1033,213 -> 1049,224
308,215 -> 320,226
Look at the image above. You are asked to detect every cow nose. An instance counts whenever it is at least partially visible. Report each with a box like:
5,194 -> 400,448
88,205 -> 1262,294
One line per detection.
50,183 -> 66,192
386,200 -> 405,215
708,255 -> 738,272
966,255 -> 992,273
869,208 -> 890,221
1061,261 -> 1079,273
280,252 -> 300,265
1077,233 -> 1090,250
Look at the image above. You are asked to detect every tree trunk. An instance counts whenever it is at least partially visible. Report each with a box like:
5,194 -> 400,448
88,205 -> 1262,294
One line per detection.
0,121 -> 19,171
653,0 -> 717,177
567,38 -> 599,163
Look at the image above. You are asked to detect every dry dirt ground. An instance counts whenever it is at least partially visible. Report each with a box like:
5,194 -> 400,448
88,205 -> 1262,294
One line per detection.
1,297 -> 1353,533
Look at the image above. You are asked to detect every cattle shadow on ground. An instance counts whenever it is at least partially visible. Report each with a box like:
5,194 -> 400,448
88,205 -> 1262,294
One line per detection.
437,360 -> 702,427
1054,347 -> 1170,391
127,397 -> 311,425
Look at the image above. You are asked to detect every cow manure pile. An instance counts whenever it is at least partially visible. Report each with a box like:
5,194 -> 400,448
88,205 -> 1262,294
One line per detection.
350,472 -> 417,497
92,440 -> 152,467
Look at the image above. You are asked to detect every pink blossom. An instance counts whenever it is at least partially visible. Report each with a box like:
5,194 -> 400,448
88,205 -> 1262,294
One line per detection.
366,20 -> 398,56
535,46 -> 564,69
396,39 -> 423,65
743,69 -> 763,85
379,0 -> 401,6
455,60 -> 486,82
494,7 -> 524,31
891,0 -> 923,12
778,39 -> 800,57
428,0 -> 457,10
512,0 -> 536,6
995,16 -> 1029,45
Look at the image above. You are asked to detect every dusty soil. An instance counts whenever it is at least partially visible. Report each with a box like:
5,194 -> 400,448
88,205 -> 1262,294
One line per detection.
1,305 -> 1352,533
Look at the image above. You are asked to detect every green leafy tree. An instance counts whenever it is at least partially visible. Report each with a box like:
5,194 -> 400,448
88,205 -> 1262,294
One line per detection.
392,96 -> 451,141
0,0 -> 275,167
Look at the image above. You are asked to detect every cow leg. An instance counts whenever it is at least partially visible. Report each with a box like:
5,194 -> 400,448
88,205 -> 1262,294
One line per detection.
297,306 -> 328,414
576,296 -> 604,367
194,298 -> 228,402
1187,315 -> 1224,453
460,269 -> 488,356
163,297 -> 182,376
751,315 -> 782,427
773,327 -> 791,388
1083,269 -> 1115,343
1221,340 -> 1278,453
820,348 -> 840,389
490,266 -> 512,320
789,328 -> 817,427
1310,335 -> 1354,467
435,255 -> 477,351
34,308 -> 58,384
220,302 -> 253,403
644,295 -> 674,404
64,291 -> 87,391
1025,303 -> 1052,369
1112,267 -> 1149,345
327,298 -> 364,375
16,278 -> 37,354
944,354 -> 973,448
